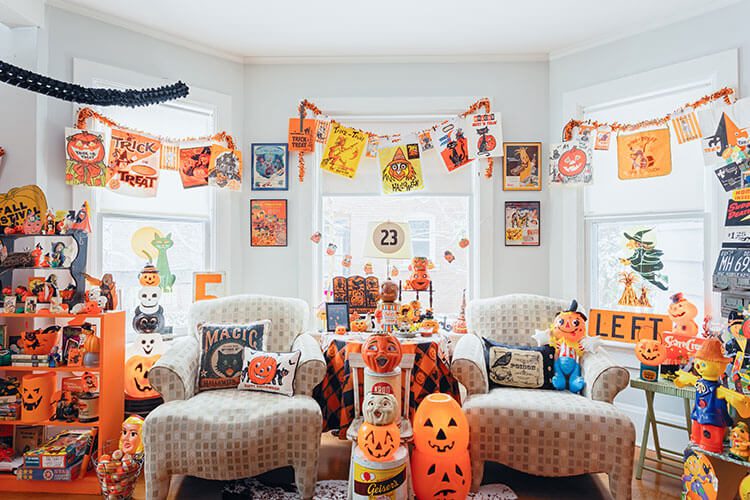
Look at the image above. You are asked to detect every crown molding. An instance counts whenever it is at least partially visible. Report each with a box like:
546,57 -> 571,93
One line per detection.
243,53 -> 549,65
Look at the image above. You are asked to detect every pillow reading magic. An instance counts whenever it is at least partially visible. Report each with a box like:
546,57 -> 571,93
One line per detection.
238,347 -> 300,397
483,337 -> 555,390
197,321 -> 268,392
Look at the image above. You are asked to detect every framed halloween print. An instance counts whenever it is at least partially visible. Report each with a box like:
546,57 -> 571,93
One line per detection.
250,199 -> 288,247
503,142 -> 542,191
505,201 -> 540,246
325,302 -> 350,332
251,143 -> 289,191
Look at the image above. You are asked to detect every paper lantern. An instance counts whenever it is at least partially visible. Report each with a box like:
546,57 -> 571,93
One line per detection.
413,393 -> 469,456
119,415 -> 145,455
362,333 -> 402,374
363,393 -> 398,426
124,354 -> 160,399
21,373 -> 55,421
412,448 -> 471,500
22,326 -> 60,355
357,421 -> 400,462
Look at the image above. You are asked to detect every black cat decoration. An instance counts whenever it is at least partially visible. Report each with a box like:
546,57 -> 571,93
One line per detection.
197,322 -> 267,391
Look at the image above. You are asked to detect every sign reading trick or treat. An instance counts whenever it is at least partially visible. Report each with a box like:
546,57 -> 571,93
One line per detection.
107,128 -> 162,197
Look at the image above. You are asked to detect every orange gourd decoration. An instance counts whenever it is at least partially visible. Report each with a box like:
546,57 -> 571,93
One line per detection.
413,393 -> 469,456
411,448 -> 471,500
245,354 -> 278,385
21,373 -> 56,421
0,185 -> 48,232
362,333 -> 402,373
124,354 -> 160,399
357,421 -> 400,462
84,334 -> 100,353
22,326 -> 60,355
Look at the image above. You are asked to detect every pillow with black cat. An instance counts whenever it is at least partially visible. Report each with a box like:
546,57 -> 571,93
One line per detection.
238,347 -> 300,397
197,321 -> 269,392
483,337 -> 555,389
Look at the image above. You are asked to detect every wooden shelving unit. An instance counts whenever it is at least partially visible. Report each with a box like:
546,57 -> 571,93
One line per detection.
0,311 -> 125,494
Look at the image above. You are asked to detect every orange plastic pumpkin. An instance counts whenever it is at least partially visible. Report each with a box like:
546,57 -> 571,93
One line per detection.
362,333 -> 402,373
21,372 -> 55,421
245,354 -> 278,385
22,326 -> 60,355
413,393 -> 469,456
0,185 -> 48,232
635,330 -> 666,366
411,448 -> 471,500
124,354 -> 160,399
357,421 -> 400,462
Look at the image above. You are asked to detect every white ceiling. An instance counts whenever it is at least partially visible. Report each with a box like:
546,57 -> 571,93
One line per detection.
50,0 -> 739,63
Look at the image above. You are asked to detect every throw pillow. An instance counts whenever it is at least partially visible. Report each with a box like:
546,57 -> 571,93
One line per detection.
483,337 -> 555,389
197,321 -> 268,391
238,347 -> 301,397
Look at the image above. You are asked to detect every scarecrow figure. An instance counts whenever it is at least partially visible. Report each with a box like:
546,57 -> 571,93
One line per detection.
620,228 -> 668,291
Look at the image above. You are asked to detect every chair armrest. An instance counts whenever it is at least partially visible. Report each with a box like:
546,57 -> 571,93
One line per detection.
149,336 -> 200,403
451,334 -> 488,396
292,332 -> 326,396
581,349 -> 630,403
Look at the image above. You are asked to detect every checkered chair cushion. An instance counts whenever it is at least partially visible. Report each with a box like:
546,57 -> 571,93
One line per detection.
454,294 -> 634,500
144,295 -> 324,500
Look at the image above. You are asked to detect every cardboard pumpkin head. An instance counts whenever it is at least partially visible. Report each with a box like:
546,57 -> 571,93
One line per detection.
635,329 -> 666,366
357,421 -> 400,462
22,326 -> 60,355
351,315 -> 370,333
119,415 -> 145,455
411,448 -> 471,500
362,333 -> 402,374
413,393 -> 469,456
124,354 -> 160,399
245,354 -> 278,385
363,392 -> 398,425
552,300 -> 587,344
21,373 -> 55,421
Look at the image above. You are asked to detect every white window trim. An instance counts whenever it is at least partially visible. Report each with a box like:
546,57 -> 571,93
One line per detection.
71,58 -> 233,288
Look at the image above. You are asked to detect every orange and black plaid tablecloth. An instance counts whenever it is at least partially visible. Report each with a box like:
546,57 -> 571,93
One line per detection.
313,337 -> 460,436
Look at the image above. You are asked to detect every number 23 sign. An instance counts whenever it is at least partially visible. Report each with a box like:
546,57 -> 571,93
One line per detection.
368,221 -> 411,257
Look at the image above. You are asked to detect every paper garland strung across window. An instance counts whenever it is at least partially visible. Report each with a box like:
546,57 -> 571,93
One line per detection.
0,59 -> 188,107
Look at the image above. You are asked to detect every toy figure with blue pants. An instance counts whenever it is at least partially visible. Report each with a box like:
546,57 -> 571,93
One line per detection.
552,352 -> 585,394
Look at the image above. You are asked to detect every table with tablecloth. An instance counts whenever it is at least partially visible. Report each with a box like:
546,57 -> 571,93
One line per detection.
312,333 -> 461,437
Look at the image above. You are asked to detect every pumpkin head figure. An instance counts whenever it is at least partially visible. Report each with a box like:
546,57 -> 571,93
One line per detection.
119,415 -> 145,455
552,300 -> 587,344
22,211 -> 42,235
357,421 -> 400,462
245,355 -> 278,385
380,279 -> 398,303
363,392 -> 398,426
138,264 -> 161,287
406,256 -> 431,291
413,393 -> 469,456
22,326 -> 60,355
124,354 -> 160,399
21,373 -> 55,421
635,329 -> 666,366
411,448 -> 471,500
667,292 -> 698,336
351,315 -> 370,333
362,333 -> 402,374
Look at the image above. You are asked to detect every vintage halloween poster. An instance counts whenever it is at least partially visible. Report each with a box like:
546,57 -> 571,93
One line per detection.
208,144 -> 243,191
251,143 -> 288,190
107,128 -> 161,197
320,123 -> 368,179
616,128 -> 672,180
178,144 -> 212,188
594,126 -> 612,151
251,199 -> 287,247
418,129 -> 434,151
503,142 -> 541,190
64,128 -> 110,187
504,201 -> 540,246
549,140 -> 593,185
434,118 -> 472,172
379,142 -> 425,194
698,98 -> 750,166
467,112 -> 503,159
670,110 -> 702,144
287,118 -> 317,153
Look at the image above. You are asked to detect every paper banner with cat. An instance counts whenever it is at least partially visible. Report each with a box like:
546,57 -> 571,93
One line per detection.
616,128 -> 672,180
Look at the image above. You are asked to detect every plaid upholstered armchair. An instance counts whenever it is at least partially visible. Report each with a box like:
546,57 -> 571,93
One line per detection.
142,295 -> 326,500
452,294 -> 634,500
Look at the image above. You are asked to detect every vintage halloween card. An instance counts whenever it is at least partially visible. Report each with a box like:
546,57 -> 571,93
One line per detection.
379,141 -> 425,194
320,123 -> 368,179
107,128 -> 162,197
64,127 -> 110,187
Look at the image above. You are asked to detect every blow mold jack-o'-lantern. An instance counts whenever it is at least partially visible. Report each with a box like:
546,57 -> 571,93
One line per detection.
635,330 -> 667,366
119,415 -> 145,455
668,292 -> 699,337
411,448 -> 471,500
413,393 -> 469,456
124,354 -> 161,399
357,421 -> 400,462
22,326 -> 60,355
362,333 -> 402,374
406,256 -> 431,291
21,373 -> 56,421
363,392 -> 398,426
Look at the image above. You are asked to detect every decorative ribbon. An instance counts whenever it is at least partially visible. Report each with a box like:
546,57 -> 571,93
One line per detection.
561,87 -> 735,141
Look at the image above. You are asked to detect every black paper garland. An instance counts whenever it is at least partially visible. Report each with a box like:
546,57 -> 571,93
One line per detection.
0,59 -> 189,107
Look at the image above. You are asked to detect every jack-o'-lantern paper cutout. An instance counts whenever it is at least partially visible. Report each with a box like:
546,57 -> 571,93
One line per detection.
549,140 -> 593,185
124,354 -> 160,399
412,448 -> 471,500
362,333 -> 402,374
363,392 -> 398,426
413,393 -> 469,456
119,415 -> 145,455
357,421 -> 400,462
21,373 -> 56,421
22,326 -> 60,355
65,128 -> 110,187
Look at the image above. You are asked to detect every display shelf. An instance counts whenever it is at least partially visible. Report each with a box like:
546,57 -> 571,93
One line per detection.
688,444 -> 750,468
0,469 -> 99,494
0,365 -> 100,372
0,266 -> 72,270
0,418 -> 99,427
0,312 -> 107,319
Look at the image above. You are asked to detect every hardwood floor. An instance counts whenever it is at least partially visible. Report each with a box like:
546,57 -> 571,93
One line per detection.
2,435 -> 682,499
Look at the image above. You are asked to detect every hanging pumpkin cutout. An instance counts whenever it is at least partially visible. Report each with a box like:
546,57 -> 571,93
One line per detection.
413,393 -> 469,456
362,333 -> 402,374
124,354 -> 160,399
22,326 -> 60,355
411,448 -> 471,500
357,421 -> 400,462
21,373 -> 56,421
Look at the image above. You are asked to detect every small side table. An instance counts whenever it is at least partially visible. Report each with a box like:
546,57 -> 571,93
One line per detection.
630,378 -> 696,480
